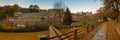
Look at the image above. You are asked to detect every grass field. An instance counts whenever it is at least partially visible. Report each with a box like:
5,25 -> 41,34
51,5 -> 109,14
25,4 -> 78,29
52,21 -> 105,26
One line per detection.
0,28 -> 73,40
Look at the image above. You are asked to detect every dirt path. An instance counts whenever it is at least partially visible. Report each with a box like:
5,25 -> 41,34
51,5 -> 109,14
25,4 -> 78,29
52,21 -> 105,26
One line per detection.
106,21 -> 120,40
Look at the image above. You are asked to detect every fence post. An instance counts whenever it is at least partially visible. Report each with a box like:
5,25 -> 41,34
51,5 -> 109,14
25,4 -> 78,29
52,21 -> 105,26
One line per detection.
86,25 -> 89,33
74,29 -> 77,40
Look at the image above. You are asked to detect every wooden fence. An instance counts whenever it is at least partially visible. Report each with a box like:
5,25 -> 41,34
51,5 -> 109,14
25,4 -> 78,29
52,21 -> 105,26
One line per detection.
49,27 -> 88,40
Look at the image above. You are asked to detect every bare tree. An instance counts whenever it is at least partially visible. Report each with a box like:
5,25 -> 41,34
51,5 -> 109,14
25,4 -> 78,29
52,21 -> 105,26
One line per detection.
53,0 -> 66,9
52,0 -> 66,27
97,0 -> 120,22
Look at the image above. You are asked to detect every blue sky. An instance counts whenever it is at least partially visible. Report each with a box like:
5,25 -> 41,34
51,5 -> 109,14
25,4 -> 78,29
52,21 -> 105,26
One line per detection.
0,0 -> 103,13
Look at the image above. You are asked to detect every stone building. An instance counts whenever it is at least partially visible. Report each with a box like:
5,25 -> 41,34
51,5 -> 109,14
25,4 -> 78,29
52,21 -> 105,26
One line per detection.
8,9 -> 65,27
48,9 -> 64,26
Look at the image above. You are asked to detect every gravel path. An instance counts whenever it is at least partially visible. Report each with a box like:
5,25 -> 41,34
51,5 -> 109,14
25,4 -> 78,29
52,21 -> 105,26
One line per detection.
92,25 -> 106,40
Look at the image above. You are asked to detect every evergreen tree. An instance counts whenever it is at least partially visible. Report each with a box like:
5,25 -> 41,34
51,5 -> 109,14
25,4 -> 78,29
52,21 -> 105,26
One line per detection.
63,7 -> 72,25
